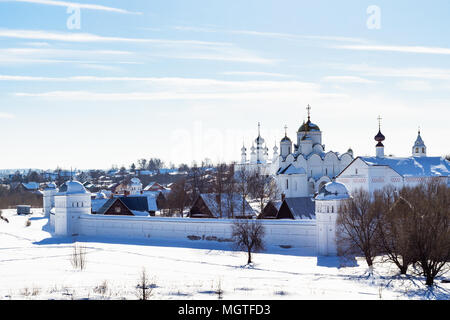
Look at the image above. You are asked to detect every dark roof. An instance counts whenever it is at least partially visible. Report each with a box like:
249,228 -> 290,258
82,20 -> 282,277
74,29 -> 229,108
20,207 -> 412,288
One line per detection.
298,120 -> 320,132
278,197 -> 315,219
119,196 -> 150,212
96,198 -> 122,215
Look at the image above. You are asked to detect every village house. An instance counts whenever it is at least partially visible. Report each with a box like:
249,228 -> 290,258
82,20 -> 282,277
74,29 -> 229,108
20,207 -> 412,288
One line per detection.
188,193 -> 255,219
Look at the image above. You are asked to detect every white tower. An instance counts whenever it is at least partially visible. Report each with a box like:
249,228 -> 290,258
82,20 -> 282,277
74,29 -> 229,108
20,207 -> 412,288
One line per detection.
241,143 -> 247,164
272,143 -> 279,162
412,128 -> 427,157
315,180 -> 350,256
297,105 -> 322,153
280,125 -> 292,158
43,182 -> 57,217
53,180 -> 91,237
129,177 -> 143,195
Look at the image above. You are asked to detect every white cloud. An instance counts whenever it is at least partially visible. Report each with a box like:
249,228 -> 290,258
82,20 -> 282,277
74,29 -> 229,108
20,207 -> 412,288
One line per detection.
0,112 -> 15,119
12,78 -> 348,101
10,0 -> 141,14
335,44 -> 450,55
173,26 -> 367,44
330,64 -> 450,81
396,80 -> 433,91
0,29 -> 231,46
221,71 -> 294,78
322,76 -> 377,84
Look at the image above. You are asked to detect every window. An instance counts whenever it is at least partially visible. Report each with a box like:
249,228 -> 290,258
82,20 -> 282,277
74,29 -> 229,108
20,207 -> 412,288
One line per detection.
422,147 -> 425,153
355,168 -> 358,175
286,179 -> 289,189
416,147 -> 419,153
325,168 -> 328,175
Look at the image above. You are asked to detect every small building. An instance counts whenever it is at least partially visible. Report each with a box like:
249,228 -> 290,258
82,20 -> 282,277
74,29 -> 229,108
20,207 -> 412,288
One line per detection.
188,193 -> 255,219
95,198 -> 134,216
258,200 -> 282,219
276,197 -> 315,220
143,182 -> 166,192
16,182 -> 40,193
17,205 -> 31,215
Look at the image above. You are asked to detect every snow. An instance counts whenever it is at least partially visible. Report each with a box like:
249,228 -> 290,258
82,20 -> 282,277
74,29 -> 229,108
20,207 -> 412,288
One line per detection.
0,209 -> 448,300
360,156 -> 450,177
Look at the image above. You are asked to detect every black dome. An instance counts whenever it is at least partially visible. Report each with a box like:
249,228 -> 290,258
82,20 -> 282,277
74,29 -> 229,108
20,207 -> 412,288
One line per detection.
374,130 -> 385,142
298,120 -> 320,132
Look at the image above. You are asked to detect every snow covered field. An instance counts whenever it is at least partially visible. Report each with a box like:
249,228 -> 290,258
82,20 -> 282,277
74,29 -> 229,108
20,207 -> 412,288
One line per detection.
0,209 -> 448,300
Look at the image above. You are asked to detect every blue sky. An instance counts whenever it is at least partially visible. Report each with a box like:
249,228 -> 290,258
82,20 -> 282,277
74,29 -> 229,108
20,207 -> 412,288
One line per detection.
0,0 -> 449,170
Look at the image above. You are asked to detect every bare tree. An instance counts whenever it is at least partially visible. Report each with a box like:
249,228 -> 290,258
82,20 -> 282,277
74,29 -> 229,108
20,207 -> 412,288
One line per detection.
213,163 -> 229,218
223,164 -> 237,218
70,244 -> 87,271
249,169 -> 279,214
166,178 -> 188,217
376,187 -> 416,275
136,267 -> 154,300
236,166 -> 251,217
336,188 -> 382,270
231,219 -> 265,264
406,179 -> 450,286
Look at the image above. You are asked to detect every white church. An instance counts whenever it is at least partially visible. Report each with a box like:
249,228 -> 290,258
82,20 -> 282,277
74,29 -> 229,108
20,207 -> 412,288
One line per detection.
236,105 -> 354,198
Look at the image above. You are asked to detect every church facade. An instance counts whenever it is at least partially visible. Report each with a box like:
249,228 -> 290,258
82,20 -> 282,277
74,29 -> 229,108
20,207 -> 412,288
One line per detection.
236,106 -> 354,197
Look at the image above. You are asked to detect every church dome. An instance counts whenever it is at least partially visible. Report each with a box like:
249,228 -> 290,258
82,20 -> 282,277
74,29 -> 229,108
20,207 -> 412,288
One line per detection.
298,120 -> 320,132
255,135 -> 265,145
316,181 -> 350,200
58,180 -> 89,195
281,136 -> 291,143
374,130 -> 385,142
130,177 -> 141,185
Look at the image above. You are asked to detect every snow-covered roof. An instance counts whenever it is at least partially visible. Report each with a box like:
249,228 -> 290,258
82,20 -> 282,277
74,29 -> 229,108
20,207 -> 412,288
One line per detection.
277,164 -> 306,175
281,197 -> 315,219
315,181 -> 350,201
57,180 -> 89,195
22,182 -> 39,190
359,156 -> 450,177
197,193 -> 255,218
91,198 -> 109,213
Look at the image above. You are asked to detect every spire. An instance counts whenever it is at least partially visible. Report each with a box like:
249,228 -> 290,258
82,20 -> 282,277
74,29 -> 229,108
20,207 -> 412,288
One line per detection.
284,125 -> 288,137
306,104 -> 311,122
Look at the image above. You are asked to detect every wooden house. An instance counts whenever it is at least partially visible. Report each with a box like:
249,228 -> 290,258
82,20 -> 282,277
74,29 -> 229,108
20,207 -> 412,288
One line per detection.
276,197 -> 315,220
188,193 -> 255,219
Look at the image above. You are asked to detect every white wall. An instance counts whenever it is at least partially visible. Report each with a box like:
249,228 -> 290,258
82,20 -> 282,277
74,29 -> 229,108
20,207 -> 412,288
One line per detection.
76,215 -> 317,250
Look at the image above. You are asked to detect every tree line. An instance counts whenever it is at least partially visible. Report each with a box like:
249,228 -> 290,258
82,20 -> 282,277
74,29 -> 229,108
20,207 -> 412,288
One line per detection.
337,178 -> 449,286
163,163 -> 278,218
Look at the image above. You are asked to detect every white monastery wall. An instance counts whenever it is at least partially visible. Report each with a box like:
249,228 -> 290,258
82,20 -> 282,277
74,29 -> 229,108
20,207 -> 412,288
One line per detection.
76,215 -> 317,250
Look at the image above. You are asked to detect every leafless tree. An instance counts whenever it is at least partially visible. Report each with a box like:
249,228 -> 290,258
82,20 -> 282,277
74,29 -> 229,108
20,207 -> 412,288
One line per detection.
236,166 -> 251,217
249,169 -> 279,214
336,188 -> 382,269
166,178 -> 188,217
70,244 -> 87,271
223,164 -> 237,218
213,163 -> 229,218
375,186 -> 416,275
231,219 -> 265,264
136,267 -> 154,300
406,179 -> 450,286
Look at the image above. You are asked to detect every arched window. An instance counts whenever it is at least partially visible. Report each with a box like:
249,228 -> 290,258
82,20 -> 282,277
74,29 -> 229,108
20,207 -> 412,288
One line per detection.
355,168 -> 358,175
286,179 -> 289,189
422,147 -> 425,153
415,147 -> 419,153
